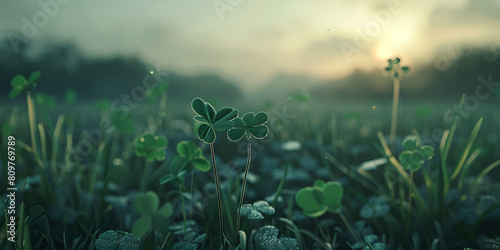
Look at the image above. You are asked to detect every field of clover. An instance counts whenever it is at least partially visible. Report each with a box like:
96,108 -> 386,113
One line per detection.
1,58 -> 500,250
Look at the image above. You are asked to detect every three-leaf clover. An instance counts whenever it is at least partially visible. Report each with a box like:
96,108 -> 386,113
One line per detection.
175,141 -> 210,172
398,136 -> 434,171
95,230 -> 140,250
160,141 -> 210,186
172,232 -> 207,250
385,58 -> 409,80
240,200 -> 275,220
132,191 -> 173,237
134,132 -> 167,162
255,225 -> 299,250
227,112 -> 269,142
9,70 -> 41,98
295,180 -> 343,217
359,196 -> 390,219
191,98 -> 238,144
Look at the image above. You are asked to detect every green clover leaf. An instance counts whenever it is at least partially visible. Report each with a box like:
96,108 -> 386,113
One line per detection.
132,191 -> 173,237
227,112 -> 269,142
134,132 -> 168,162
176,140 -> 210,172
9,70 -> 41,98
255,225 -> 299,250
240,200 -> 276,220
95,230 -> 140,250
398,135 -> 435,171
385,58 -> 409,80
295,181 -> 343,217
191,98 -> 238,144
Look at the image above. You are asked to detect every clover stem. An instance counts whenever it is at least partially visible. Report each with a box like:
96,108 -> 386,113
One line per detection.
389,78 -> 400,149
235,139 -> 252,240
406,171 -> 415,243
140,158 -> 149,191
179,184 -> 187,235
190,168 -> 195,220
210,143 -> 225,245
338,212 -> 364,248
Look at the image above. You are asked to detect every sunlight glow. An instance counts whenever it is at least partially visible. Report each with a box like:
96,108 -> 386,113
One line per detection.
375,45 -> 393,59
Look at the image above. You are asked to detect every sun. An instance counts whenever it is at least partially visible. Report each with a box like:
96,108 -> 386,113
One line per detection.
375,45 -> 393,60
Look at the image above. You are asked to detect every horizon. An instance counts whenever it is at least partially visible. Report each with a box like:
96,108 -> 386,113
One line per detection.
2,0 -> 500,91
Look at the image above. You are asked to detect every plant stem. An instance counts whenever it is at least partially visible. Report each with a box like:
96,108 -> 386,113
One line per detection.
389,78 -> 400,149
210,143 -> 225,245
190,168 -> 195,221
235,140 -> 252,240
179,185 -> 187,235
140,158 -> 149,191
338,212 -> 364,248
26,91 -> 44,168
406,171 -> 414,246
272,163 -> 289,206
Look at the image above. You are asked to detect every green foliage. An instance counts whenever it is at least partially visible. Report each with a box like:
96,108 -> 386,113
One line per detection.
113,112 -> 135,135
172,232 -> 206,250
175,141 -> 210,172
255,225 -> 299,250
359,196 -> 390,219
146,81 -> 169,100
227,112 -> 269,141
398,136 -> 434,171
240,201 -> 275,220
95,230 -> 140,250
295,180 -> 343,217
64,89 -> 78,104
9,70 -> 41,98
134,132 -> 168,162
26,205 -> 49,233
385,57 -> 410,80
132,191 -> 173,237
35,93 -> 57,107
191,97 -> 238,144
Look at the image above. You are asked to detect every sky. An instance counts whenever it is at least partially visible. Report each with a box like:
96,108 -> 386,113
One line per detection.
1,0 -> 500,91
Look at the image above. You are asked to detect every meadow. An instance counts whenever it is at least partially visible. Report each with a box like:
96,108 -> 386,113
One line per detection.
1,61 -> 500,250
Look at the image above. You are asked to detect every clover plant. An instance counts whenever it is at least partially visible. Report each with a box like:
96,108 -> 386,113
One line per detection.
132,191 -> 173,238
240,200 -> 275,220
134,132 -> 167,190
254,225 -> 298,250
191,97 -> 238,246
384,58 -> 409,148
95,230 -> 140,250
227,111 -> 269,238
172,232 -> 206,250
160,140 -> 210,234
9,70 -> 44,168
295,180 -> 364,247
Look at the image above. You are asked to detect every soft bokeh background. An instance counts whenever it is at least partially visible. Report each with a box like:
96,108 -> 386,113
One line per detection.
1,0 -> 500,106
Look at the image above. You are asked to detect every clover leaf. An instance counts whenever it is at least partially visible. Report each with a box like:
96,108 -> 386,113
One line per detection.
255,225 -> 299,250
359,196 -> 390,219
176,140 -> 210,172
295,180 -> 343,217
134,132 -> 167,162
172,232 -> 206,250
9,70 -> 41,98
132,191 -> 173,237
385,57 -> 409,80
227,112 -> 269,142
95,230 -> 140,250
191,98 -> 238,144
159,156 -> 187,186
398,135 -> 434,171
240,200 -> 275,220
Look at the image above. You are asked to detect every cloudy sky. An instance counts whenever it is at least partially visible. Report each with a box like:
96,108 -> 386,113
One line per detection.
1,0 -> 500,90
